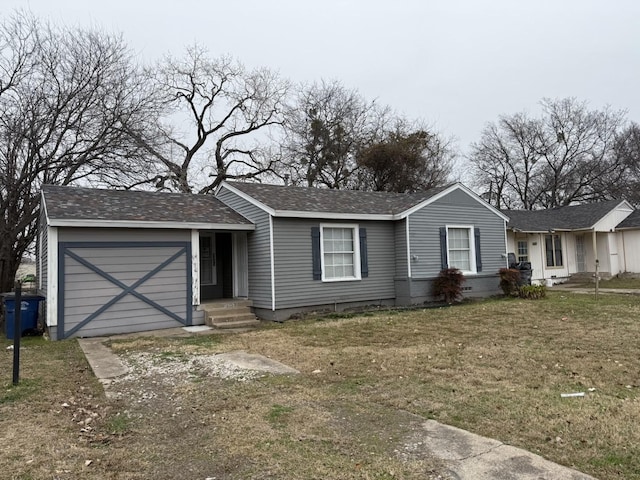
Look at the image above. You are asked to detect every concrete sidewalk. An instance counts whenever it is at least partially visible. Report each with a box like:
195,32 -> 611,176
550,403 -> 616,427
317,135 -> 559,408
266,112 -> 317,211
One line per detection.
551,284 -> 640,296
421,420 -> 595,480
78,331 -> 597,480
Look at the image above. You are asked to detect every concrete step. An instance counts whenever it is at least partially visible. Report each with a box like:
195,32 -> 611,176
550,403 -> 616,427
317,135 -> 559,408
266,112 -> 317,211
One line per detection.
210,318 -> 262,330
207,312 -> 257,324
199,299 -> 253,310
203,306 -> 253,317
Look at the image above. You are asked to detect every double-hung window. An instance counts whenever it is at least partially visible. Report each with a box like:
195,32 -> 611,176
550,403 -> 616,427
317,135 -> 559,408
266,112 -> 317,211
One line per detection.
320,224 -> 361,281
517,240 -> 528,263
545,234 -> 563,267
446,226 -> 476,274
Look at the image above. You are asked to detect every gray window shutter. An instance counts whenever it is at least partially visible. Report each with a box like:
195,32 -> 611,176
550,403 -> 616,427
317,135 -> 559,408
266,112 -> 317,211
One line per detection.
311,227 -> 321,280
359,228 -> 368,278
474,227 -> 482,272
439,227 -> 448,270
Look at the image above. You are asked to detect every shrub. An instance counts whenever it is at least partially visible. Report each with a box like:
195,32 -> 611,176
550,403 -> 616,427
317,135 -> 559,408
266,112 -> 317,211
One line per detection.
518,284 -> 546,299
499,268 -> 521,296
433,268 -> 466,304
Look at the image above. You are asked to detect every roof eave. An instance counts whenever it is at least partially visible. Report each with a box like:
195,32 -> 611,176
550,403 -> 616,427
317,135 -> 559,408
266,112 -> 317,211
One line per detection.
48,219 -> 255,230
273,210 -> 395,221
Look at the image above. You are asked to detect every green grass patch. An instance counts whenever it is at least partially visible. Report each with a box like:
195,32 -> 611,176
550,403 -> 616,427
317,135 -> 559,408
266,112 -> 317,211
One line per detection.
104,411 -> 133,435
266,403 -> 294,427
0,378 -> 41,404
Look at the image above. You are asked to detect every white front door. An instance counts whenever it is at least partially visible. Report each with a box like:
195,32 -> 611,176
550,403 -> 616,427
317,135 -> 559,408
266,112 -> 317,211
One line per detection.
233,232 -> 249,298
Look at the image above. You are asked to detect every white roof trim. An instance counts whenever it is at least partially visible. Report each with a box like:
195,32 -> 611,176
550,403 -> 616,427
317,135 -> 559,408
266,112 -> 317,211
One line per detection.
41,190 -> 51,225
273,210 -> 395,220
48,219 -> 255,230
398,183 -> 510,221
218,182 -> 276,216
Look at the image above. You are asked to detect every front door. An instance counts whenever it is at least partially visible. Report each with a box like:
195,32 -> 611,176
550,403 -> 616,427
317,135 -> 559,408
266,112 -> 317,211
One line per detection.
199,234 -> 219,300
576,234 -> 586,272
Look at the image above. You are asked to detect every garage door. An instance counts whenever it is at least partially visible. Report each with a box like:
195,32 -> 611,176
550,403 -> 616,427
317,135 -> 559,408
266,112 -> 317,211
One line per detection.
58,242 -> 192,339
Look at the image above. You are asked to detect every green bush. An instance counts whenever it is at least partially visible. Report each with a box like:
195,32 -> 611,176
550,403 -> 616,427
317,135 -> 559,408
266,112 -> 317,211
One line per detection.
433,268 -> 466,304
518,284 -> 546,299
499,268 -> 521,296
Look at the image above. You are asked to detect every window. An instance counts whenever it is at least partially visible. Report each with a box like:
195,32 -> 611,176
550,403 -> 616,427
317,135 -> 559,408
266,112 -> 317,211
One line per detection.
517,240 -> 528,262
320,224 -> 361,281
545,234 -> 563,267
446,226 -> 476,274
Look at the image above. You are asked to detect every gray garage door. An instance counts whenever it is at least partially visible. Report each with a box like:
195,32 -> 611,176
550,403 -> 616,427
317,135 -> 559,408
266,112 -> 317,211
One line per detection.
58,242 -> 192,339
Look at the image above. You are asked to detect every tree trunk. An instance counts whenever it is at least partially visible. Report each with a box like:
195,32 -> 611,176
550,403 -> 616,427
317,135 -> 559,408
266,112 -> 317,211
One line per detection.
0,243 -> 19,293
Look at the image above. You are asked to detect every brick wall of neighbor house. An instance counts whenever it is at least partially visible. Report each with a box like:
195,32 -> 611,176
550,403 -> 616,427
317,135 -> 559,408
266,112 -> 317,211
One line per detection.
270,217 -> 396,314
216,187 -> 273,310
406,188 -> 506,302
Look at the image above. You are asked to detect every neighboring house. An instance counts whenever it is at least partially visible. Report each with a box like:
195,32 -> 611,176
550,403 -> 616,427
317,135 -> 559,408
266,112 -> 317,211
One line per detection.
38,182 -> 509,339
503,200 -> 637,285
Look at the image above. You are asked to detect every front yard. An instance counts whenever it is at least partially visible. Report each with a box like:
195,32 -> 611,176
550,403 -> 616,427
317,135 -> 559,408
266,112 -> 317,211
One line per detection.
2,292 -> 640,479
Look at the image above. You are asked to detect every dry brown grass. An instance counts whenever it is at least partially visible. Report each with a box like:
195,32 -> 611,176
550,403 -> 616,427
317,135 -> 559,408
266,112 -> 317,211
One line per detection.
2,291 -> 640,479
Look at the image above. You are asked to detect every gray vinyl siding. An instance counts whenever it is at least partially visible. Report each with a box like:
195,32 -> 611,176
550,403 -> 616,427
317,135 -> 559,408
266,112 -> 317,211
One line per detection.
60,243 -> 189,338
408,189 -> 507,279
272,218 -> 395,309
394,219 -> 408,277
216,187 -> 272,309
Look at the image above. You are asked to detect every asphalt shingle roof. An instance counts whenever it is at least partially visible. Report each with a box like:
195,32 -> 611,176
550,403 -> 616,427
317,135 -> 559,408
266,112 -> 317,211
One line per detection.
224,181 -> 452,216
42,185 -> 252,225
502,200 -> 625,231
617,209 -> 640,229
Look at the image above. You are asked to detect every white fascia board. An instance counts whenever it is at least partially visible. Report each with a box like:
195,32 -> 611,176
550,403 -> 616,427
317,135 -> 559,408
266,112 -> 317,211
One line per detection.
41,190 -> 51,226
398,183 -> 510,221
47,219 -> 255,230
218,182 -> 276,216
510,228 -> 573,233
273,210 -> 395,221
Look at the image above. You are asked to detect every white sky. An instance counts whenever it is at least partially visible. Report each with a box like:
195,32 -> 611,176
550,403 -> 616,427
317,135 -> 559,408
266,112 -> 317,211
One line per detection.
5,0 -> 640,166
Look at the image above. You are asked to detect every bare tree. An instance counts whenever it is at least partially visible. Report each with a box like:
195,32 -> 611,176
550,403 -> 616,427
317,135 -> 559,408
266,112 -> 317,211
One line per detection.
356,120 -> 454,193
129,46 -> 290,194
0,12 -> 155,292
610,122 -> 640,206
469,98 -> 627,209
276,80 -> 388,189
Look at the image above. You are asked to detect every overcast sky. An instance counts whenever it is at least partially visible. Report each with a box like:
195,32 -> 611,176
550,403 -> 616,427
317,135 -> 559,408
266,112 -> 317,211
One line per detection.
5,0 -> 640,164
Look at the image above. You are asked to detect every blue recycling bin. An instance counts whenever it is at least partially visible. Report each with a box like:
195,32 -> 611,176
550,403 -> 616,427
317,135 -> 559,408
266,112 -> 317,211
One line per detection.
3,294 -> 45,339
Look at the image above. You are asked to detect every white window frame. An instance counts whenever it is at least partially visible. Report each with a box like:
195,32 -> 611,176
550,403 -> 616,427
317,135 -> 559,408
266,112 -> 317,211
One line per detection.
544,233 -> 563,268
320,223 -> 361,282
446,225 -> 477,275
517,239 -> 529,263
